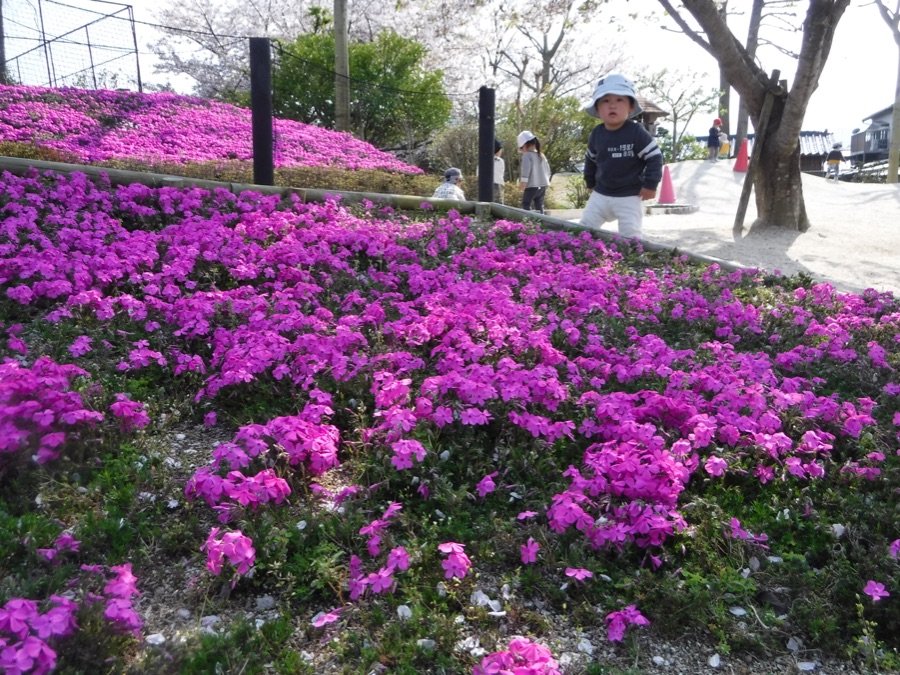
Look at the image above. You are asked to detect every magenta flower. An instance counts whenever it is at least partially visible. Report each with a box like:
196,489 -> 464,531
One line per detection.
387,546 -> 410,572
311,607 -> 342,627
68,335 -> 93,357
475,637 -> 561,674
476,471 -> 498,497
367,567 -> 395,594
565,567 -> 593,583
890,540 -> 900,557
438,542 -> 472,579
104,563 -> 141,599
605,605 -> 650,642
520,538 -> 540,564
863,580 -> 890,602
104,598 -> 143,636
200,528 -> 256,582
704,455 -> 728,477
0,635 -> 58,673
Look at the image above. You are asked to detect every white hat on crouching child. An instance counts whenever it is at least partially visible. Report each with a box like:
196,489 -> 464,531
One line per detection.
583,74 -> 642,119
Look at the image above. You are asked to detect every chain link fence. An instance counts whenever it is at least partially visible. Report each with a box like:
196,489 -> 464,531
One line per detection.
2,0 -> 141,91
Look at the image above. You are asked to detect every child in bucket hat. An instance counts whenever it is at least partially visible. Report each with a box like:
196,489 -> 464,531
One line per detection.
579,74 -> 663,239
432,167 -> 466,200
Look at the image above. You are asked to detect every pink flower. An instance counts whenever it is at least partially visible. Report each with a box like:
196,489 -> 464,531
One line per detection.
367,567 -> 395,594
890,540 -> 900,558
311,607 -> 342,627
438,542 -> 466,555
517,510 -> 537,520
565,567 -> 593,583
520,538 -> 539,564
605,605 -> 650,642
864,580 -> 890,602
438,543 -> 471,579
704,455 -> 728,477
475,638 -> 560,675
476,472 -> 498,497
68,335 -> 93,357
387,546 -> 410,572
104,598 -> 143,636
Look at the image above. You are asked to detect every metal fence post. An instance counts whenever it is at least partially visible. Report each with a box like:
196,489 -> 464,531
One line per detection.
249,37 -> 274,186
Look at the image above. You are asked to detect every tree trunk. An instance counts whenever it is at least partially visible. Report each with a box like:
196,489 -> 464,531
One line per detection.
888,47 -> 900,183
754,134 -> 809,231
874,0 -> 900,183
334,0 -> 351,133
735,0 -> 764,150
717,1 -> 730,132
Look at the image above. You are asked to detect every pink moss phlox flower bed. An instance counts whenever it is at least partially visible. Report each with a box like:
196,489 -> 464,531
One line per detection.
2,166 -> 900,668
0,84 -> 422,174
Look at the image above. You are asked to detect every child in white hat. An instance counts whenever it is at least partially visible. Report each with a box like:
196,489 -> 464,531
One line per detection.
517,131 -> 551,213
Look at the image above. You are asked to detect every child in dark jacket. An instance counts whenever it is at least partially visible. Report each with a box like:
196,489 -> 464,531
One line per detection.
826,142 -> 845,180
707,118 -> 722,161
579,74 -> 663,239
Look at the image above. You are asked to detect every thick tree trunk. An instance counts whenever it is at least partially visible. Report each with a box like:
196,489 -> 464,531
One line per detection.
754,139 -> 809,231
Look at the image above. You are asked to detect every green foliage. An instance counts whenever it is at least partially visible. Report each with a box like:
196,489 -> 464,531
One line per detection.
499,93 -> 596,176
636,69 -> 720,162
168,614 -> 313,674
565,173 -> 591,208
655,127 -> 708,163
272,30 -> 451,149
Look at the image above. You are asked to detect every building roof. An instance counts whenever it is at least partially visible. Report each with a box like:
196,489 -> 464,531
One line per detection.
636,97 -> 668,118
863,104 -> 893,122
744,130 -> 836,156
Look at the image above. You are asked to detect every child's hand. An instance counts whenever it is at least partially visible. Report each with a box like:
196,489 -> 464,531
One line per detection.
639,188 -> 657,201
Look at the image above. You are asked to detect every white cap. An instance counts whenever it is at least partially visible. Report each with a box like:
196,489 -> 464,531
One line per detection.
517,130 -> 537,148
583,74 -> 642,119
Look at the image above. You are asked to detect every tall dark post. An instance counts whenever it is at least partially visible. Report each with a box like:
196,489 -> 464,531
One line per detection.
249,37 -> 274,186
477,86 -> 496,203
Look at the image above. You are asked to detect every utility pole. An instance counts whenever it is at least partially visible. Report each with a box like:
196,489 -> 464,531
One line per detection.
334,0 -> 350,132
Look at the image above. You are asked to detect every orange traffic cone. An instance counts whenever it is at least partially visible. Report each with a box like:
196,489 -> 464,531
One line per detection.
658,165 -> 676,204
733,139 -> 749,173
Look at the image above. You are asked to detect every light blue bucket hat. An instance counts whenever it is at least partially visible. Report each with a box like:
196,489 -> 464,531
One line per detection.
583,74 -> 642,119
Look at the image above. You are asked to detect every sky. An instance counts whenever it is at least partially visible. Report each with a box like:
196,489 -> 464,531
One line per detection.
13,0 -> 898,148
